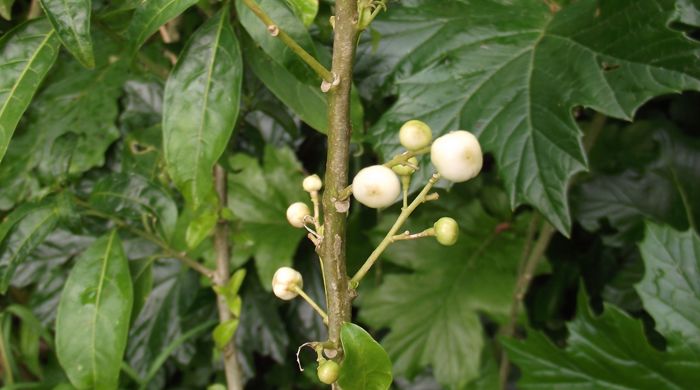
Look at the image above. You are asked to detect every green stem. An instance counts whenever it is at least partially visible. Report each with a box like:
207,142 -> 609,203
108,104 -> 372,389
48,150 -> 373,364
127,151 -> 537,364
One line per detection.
121,362 -> 145,385
350,173 -> 440,286
293,286 -> 329,324
241,0 -> 333,82
0,314 -> 13,385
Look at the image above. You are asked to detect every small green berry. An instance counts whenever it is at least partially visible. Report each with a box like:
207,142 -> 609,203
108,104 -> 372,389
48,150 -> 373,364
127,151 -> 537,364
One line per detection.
317,360 -> 340,384
434,217 -> 459,246
399,120 -> 433,151
391,157 -> 418,176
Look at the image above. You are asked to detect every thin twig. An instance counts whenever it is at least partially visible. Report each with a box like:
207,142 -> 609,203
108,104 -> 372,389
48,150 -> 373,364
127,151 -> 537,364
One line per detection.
293,286 -> 329,324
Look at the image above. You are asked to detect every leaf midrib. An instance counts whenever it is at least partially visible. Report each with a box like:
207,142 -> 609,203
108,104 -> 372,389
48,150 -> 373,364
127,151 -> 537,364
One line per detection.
90,230 -> 116,386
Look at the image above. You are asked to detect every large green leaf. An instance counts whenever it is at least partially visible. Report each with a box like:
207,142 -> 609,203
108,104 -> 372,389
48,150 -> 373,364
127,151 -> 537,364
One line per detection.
366,0 -> 700,234
637,223 -> 700,359
40,0 -> 94,68
338,323 -> 393,390
285,0 -> 317,26
227,146 -> 307,288
0,18 -> 60,165
56,231 -> 133,390
89,173 -> 178,241
0,198 -> 62,293
163,6 -> 243,210
502,292 -> 700,389
357,197 -> 530,388
125,0 -> 198,51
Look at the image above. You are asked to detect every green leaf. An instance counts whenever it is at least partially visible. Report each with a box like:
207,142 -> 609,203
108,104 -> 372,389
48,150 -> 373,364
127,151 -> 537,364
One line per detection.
184,205 -> 218,250
366,0 -> 700,234
4,304 -> 50,377
40,0 -> 94,68
228,146 -> 307,288
0,199 -> 62,293
637,223 -> 700,358
338,323 -> 393,390
213,268 -> 246,315
89,173 -> 178,241
357,197 -> 530,388
502,291 -> 700,389
163,6 -> 243,210
0,0 -> 14,20
125,0 -> 198,51
0,18 -> 60,165
285,0 -> 318,26
56,231 -> 133,390
129,258 -> 154,325
212,319 -> 239,349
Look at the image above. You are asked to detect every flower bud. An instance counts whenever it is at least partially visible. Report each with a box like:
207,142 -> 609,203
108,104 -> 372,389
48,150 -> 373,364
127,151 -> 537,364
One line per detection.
434,217 -> 459,246
392,157 -> 418,176
352,165 -> 401,208
271,267 -> 303,300
399,120 -> 433,151
303,174 -> 323,192
286,202 -> 311,228
430,130 -> 483,182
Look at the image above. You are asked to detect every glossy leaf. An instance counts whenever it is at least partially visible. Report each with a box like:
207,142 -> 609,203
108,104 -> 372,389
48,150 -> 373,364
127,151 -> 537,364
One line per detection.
358,198 -> 530,388
637,223 -> 700,359
56,231 -> 133,390
125,0 -> 198,51
338,322 -> 393,390
502,292 -> 700,389
129,258 -> 154,325
365,0 -> 700,234
0,199 -> 62,293
285,0 -> 317,26
89,173 -> 178,241
213,319 -> 239,349
0,18 -> 60,165
40,0 -> 94,68
0,0 -> 14,20
163,6 -> 243,210
228,146 -> 307,288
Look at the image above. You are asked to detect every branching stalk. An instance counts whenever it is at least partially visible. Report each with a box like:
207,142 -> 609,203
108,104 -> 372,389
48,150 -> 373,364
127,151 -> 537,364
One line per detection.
293,286 -> 329,324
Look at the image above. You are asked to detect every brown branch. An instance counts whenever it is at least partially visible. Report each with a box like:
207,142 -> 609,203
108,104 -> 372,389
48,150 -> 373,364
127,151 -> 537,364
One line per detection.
213,165 -> 244,390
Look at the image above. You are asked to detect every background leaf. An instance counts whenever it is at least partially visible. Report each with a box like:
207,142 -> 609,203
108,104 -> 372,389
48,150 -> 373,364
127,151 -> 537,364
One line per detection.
125,0 -> 198,51
163,6 -> 243,210
338,322 -> 393,390
55,231 -> 133,390
0,0 -> 14,20
285,0 -> 317,26
40,0 -> 94,68
0,18 -> 60,164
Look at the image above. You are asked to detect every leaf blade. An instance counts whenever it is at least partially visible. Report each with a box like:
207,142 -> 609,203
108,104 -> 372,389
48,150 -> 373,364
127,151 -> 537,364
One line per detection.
126,0 -> 198,51
338,323 -> 393,390
40,0 -> 94,68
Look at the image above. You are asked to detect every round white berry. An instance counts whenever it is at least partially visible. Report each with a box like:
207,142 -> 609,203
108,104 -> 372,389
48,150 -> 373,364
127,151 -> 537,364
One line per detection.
430,130 -> 483,182
399,120 -> 433,151
351,165 -> 401,208
272,266 -> 303,300
286,202 -> 311,228
303,174 -> 323,192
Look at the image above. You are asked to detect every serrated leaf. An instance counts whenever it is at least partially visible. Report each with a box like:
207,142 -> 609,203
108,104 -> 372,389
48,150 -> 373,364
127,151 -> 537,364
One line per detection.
366,0 -> 700,234
163,6 -> 242,210
213,319 -> 239,349
0,0 -> 14,19
338,322 -> 393,390
0,18 -> 60,165
40,0 -> 94,68
228,146 -> 307,288
0,199 -> 62,293
357,198 -> 530,388
285,0 -> 317,26
89,173 -> 178,241
56,231 -> 133,390
125,0 -> 198,51
502,291 -> 700,389
637,223 -> 700,359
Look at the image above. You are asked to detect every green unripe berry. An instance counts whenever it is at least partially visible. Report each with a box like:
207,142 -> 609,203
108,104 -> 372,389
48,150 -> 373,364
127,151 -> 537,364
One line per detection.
399,120 -> 433,151
317,360 -> 340,384
391,157 -> 418,176
434,217 -> 459,246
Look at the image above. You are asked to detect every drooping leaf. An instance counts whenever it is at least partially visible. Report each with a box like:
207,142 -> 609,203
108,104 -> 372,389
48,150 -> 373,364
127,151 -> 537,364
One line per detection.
0,198 -> 62,293
163,6 -> 243,210
285,0 -> 317,26
357,197 -> 530,388
89,173 -> 178,241
56,231 -> 133,390
502,291 -> 700,389
125,0 -> 198,51
637,223 -> 700,360
338,322 -> 393,390
227,146 -> 307,288
0,0 -> 14,19
365,0 -> 700,234
40,0 -> 94,68
0,18 -> 60,165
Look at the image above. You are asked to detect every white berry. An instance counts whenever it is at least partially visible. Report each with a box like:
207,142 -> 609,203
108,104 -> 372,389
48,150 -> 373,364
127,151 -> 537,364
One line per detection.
399,120 -> 433,151
430,130 -> 483,182
303,174 -> 322,192
351,165 -> 401,208
272,267 -> 303,300
286,202 -> 311,228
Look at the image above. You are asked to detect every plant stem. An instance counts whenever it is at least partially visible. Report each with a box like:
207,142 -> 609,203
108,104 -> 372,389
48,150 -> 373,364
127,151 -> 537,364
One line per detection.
320,0 -> 360,354
0,314 -> 13,385
293,286 -> 329,324
241,0 -> 333,82
213,165 -> 244,390
350,173 -> 440,286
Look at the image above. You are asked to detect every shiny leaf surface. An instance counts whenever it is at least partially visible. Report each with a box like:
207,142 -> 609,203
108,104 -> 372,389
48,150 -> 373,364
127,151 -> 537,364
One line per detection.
338,322 -> 393,390
285,0 -> 317,26
40,0 -> 94,68
125,0 -> 198,51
